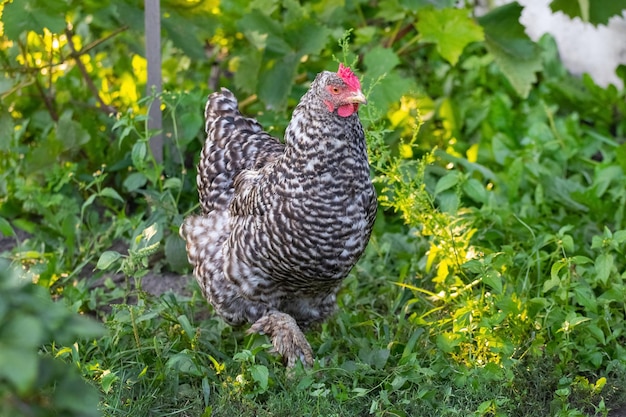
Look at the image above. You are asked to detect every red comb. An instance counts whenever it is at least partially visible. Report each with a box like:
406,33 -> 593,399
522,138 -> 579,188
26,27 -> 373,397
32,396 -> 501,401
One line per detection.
337,63 -> 361,91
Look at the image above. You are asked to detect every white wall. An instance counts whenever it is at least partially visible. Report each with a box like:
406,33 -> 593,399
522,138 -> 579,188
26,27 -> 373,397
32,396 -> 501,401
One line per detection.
477,0 -> 626,88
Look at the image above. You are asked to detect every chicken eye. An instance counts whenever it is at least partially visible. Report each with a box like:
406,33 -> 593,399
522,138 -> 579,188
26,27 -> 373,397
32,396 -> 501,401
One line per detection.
330,86 -> 340,94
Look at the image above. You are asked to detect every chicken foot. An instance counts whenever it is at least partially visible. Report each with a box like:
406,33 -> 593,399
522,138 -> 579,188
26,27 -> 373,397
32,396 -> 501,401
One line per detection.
248,310 -> 314,368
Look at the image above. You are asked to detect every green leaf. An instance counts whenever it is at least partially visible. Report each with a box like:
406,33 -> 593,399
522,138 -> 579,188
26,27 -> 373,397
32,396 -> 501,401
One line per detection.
163,177 -> 182,191
1,314 -> 45,349
250,364 -> 269,390
57,111 -> 90,151
436,332 -> 460,353
550,0 -> 626,26
233,50 -> 263,94
161,13 -> 209,60
80,194 -> 97,220
595,253 -> 613,285
482,270 -> 502,294
238,11 -> 290,55
96,251 -> 122,270
616,142 -> 626,174
0,217 -> 15,237
177,314 -> 196,341
417,7 -> 484,66
123,172 -> 148,192
364,46 -> 401,81
258,53 -> 299,110
614,230 -> 626,244
366,71 -> 416,115
0,347 -> 38,394
166,351 -> 203,376
100,371 -> 119,394
287,21 -> 331,57
478,2 -> 543,98
0,113 -> 14,151
2,0 -> 67,40
165,233 -> 189,273
131,142 -> 147,167
99,187 -> 125,203
400,0 -> 456,9
462,178 -> 487,204
435,172 -> 460,195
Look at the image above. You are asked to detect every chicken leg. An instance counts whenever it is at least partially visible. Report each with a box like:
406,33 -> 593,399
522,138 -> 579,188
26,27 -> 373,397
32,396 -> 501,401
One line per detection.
248,310 -> 314,368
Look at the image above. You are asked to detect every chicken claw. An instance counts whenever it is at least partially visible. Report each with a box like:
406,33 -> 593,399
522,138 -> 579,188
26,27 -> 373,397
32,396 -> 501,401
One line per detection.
248,311 -> 314,368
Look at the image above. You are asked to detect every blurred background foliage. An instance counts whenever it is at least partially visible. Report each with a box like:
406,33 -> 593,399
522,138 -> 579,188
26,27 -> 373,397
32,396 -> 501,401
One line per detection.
1,0 -> 626,416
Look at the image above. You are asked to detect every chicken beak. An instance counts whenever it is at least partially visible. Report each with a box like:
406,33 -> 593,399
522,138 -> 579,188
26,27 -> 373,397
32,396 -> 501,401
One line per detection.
349,90 -> 368,105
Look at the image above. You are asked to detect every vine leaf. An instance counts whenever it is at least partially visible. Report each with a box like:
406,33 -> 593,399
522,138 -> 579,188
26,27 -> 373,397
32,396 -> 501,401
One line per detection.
3,0 -> 66,40
416,7 -> 484,66
478,2 -> 543,98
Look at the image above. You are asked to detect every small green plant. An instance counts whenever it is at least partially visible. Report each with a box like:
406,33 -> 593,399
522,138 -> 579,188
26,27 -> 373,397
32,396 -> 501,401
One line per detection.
0,260 -> 104,417
2,1 -> 626,416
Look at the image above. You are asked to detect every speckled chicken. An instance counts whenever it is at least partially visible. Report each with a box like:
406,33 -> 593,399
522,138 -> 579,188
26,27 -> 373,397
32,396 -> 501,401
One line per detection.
180,64 -> 377,367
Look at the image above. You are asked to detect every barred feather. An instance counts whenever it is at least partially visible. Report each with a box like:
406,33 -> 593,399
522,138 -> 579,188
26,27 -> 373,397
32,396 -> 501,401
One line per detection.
181,69 -> 376,365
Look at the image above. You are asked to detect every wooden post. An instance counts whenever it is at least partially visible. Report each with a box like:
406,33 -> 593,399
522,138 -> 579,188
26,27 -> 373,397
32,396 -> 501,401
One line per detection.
144,0 -> 163,163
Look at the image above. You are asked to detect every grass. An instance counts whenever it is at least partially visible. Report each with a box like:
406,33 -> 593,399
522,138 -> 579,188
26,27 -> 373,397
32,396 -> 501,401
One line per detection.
2,4 -> 626,416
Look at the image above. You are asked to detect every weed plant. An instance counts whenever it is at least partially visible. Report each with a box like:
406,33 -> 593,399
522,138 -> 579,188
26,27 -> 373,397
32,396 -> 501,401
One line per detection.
1,1 -> 626,417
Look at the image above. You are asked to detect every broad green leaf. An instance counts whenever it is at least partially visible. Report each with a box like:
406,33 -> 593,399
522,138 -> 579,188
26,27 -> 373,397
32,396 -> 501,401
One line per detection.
287,21 -> 331,58
258,53 -> 299,110
594,165 -> 622,197
99,187 -> 125,203
163,177 -> 182,191
2,0 -> 66,40
417,8 -> 484,66
249,0 -> 279,15
101,371 -> 119,394
359,347 -> 390,370
232,50 -> 263,94
57,111 -> 90,150
366,72 -> 417,118
437,191 -> 459,214
564,313 -> 591,329
250,364 -> 269,389
614,230 -> 626,244
165,233 -> 189,273
573,285 -> 597,314
1,314 -> 44,348
435,172 -> 460,195
462,178 -> 487,203
238,11 -> 290,55
550,0 -> 626,26
364,46 -> 400,81
478,3 -> 543,98
161,13 -> 209,60
0,217 -> 15,237
436,332 -> 460,353
595,253 -> 613,285
132,142 -> 147,167
96,251 -> 122,270
0,347 -> 38,394
560,234 -> 574,253
166,351 -> 203,376
482,270 -> 502,294
123,172 -> 148,192
58,315 -> 105,343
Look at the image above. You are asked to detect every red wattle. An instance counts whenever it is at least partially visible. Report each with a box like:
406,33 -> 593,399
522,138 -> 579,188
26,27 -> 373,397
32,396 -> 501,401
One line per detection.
338,104 -> 358,117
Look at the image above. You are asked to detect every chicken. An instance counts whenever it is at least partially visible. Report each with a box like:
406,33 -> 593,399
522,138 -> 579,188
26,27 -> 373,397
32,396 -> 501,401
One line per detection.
180,64 -> 377,367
